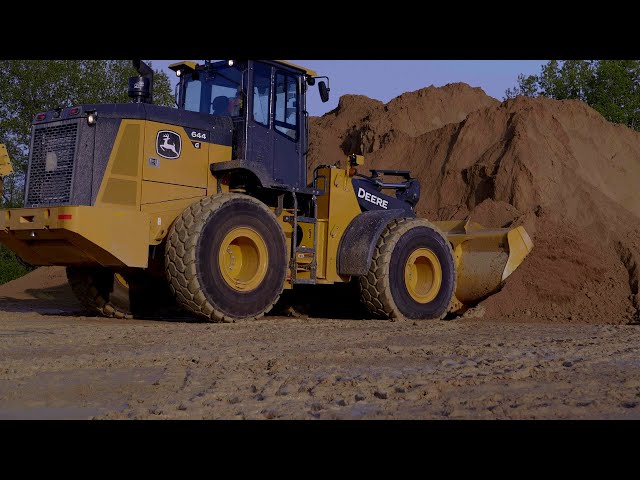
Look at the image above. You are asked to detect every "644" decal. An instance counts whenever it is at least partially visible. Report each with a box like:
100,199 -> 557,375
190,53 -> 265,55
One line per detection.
186,128 -> 209,145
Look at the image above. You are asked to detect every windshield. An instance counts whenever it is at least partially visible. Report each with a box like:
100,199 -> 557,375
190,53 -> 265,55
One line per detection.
183,65 -> 244,117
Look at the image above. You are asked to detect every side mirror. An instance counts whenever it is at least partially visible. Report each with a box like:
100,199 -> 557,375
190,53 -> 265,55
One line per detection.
318,81 -> 330,103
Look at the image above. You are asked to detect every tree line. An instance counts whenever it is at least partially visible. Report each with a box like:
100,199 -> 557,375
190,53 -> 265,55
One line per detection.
506,60 -> 640,131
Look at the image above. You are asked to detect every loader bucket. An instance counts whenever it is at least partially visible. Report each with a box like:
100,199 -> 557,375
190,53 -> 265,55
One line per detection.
433,219 -> 534,309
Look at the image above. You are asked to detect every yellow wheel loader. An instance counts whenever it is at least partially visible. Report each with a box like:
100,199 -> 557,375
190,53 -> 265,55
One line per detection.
0,60 -> 533,321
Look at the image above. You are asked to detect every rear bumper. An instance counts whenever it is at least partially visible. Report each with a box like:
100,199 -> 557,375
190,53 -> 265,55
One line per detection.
0,206 -> 150,268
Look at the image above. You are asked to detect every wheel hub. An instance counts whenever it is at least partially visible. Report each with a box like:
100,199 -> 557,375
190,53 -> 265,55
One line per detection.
218,227 -> 268,292
404,247 -> 442,303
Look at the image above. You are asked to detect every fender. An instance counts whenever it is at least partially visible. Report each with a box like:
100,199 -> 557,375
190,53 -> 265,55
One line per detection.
337,209 -> 415,277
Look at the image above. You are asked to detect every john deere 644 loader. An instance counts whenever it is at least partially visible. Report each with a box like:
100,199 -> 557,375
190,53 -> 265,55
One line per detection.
0,60 -> 533,321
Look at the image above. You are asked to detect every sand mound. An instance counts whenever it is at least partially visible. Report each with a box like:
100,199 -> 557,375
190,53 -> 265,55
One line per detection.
309,88 -> 640,324
477,216 -> 635,323
0,266 -> 74,302
308,83 -> 498,172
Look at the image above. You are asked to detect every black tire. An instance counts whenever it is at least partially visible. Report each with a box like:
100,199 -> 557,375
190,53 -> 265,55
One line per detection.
67,267 -> 177,319
165,194 -> 287,322
67,267 -> 133,319
359,218 -> 457,320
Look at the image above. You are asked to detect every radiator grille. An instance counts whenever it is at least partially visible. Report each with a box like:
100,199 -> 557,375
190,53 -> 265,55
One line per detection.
26,122 -> 78,207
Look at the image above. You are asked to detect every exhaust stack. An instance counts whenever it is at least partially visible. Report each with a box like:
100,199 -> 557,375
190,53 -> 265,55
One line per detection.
128,60 -> 154,104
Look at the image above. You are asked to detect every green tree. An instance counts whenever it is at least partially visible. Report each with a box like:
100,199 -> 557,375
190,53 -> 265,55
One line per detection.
0,60 -> 173,207
590,60 -> 640,129
0,244 -> 33,284
505,60 -> 640,131
505,73 -> 539,98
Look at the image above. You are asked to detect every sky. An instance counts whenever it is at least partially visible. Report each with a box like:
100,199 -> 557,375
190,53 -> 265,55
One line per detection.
151,60 -> 545,117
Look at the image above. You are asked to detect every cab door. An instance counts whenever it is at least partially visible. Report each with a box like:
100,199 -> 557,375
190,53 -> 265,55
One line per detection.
246,62 -> 273,166
272,70 -> 302,188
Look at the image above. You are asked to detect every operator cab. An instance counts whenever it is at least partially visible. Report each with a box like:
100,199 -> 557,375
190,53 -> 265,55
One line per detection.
170,60 -> 329,193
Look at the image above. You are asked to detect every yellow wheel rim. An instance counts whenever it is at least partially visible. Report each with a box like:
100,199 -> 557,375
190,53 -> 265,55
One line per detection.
218,227 -> 268,292
404,248 -> 442,303
114,272 -> 129,289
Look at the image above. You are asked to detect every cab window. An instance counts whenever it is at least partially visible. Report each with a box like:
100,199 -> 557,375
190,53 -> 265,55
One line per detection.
274,72 -> 298,140
183,65 -> 243,117
252,63 -> 271,126
184,78 -> 201,112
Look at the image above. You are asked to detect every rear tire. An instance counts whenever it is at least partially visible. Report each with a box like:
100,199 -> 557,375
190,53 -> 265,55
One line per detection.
165,194 -> 287,322
67,267 -> 177,319
67,267 -> 134,319
359,218 -> 456,320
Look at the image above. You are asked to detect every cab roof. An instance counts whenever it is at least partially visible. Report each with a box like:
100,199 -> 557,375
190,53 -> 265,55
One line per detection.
168,60 -> 317,77
273,60 -> 317,77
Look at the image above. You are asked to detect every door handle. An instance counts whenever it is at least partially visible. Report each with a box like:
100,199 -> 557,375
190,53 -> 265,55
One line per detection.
303,110 -> 309,156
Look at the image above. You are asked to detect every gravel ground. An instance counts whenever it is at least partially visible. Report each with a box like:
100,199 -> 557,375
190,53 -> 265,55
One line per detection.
1,299 -> 639,419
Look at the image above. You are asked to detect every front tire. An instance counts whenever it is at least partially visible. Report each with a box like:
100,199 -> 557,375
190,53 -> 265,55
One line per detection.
359,218 -> 456,320
165,194 -> 288,322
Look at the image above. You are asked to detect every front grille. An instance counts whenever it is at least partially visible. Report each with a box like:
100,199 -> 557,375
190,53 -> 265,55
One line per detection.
25,121 -> 79,207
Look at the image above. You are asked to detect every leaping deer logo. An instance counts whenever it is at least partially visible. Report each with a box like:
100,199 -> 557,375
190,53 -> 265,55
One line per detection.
160,134 -> 178,156
156,131 -> 182,159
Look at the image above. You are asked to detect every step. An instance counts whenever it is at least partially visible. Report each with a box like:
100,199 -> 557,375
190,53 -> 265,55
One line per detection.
296,246 -> 315,253
295,264 -> 316,271
294,279 -> 317,285
284,216 -> 316,224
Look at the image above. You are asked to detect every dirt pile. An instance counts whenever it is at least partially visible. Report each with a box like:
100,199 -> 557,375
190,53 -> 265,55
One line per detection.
0,266 -> 75,302
308,83 -> 499,172
309,88 -> 640,324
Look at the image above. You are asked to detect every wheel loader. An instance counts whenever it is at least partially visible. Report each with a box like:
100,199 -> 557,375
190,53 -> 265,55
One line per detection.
0,60 -> 533,321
